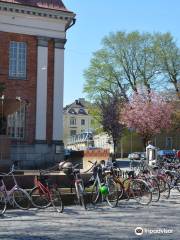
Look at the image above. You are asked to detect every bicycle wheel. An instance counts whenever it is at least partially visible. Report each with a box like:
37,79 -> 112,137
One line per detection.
0,191 -> 6,215
158,178 -> 170,199
30,187 -> 51,209
13,188 -> 31,210
148,177 -> 160,202
174,177 -> 180,192
131,179 -> 152,205
91,182 -> 101,205
50,188 -> 64,213
75,182 -> 87,210
116,180 -> 124,201
106,178 -> 119,208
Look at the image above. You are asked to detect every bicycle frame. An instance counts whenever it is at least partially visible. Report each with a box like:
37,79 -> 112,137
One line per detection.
0,172 -> 22,205
72,169 -> 85,197
92,172 -> 102,190
34,177 -> 51,200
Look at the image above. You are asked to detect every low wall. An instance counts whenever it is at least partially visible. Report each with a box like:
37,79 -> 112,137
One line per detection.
67,149 -> 110,170
1,171 -> 92,190
83,149 -> 110,170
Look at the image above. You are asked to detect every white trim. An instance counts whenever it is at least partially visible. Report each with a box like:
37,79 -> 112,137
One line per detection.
0,2 -> 74,20
0,11 -> 67,38
53,48 -> 64,141
35,45 -> 48,141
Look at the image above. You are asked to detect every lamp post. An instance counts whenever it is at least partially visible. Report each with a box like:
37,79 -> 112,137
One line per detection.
129,128 -> 134,153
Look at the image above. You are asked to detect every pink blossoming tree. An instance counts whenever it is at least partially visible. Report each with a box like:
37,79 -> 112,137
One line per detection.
122,92 -> 173,147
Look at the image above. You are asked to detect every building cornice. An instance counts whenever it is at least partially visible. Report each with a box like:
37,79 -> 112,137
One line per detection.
0,1 -> 75,22
54,38 -> 66,49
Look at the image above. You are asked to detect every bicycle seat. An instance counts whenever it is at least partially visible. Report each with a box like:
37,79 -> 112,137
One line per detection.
73,169 -> 80,174
127,170 -> 135,178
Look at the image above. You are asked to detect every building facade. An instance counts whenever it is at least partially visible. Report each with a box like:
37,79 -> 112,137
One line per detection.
0,0 -> 75,169
63,98 -> 93,147
93,133 -> 114,153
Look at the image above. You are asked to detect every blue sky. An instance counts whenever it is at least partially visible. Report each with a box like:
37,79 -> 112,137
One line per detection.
63,0 -> 180,106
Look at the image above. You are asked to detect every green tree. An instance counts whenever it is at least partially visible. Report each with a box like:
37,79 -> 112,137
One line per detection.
84,49 -> 128,102
154,33 -> 180,100
84,31 -> 160,101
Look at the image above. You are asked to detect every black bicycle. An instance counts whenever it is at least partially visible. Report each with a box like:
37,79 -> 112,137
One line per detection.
60,163 -> 87,210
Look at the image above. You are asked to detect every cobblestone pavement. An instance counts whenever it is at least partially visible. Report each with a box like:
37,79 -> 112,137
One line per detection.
0,190 -> 179,240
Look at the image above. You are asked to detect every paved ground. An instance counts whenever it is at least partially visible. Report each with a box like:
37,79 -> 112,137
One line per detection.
0,190 -> 179,240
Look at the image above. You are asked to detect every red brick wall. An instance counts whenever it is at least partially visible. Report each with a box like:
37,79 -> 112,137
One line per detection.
0,31 -> 37,144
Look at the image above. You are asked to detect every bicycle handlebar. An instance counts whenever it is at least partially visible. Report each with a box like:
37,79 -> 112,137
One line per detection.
73,163 -> 82,169
39,163 -> 59,175
0,164 -> 15,177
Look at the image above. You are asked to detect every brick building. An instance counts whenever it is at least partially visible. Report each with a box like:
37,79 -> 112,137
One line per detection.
0,0 -> 75,169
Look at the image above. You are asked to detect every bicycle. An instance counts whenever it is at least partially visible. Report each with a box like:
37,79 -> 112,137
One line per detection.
87,161 -> 119,208
151,166 -> 171,199
0,164 -> 31,215
165,169 -> 180,192
137,170 -> 160,202
29,170 -> 64,213
112,169 -> 152,205
60,162 -> 87,210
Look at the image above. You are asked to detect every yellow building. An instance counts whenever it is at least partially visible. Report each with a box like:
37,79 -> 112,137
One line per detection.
63,98 -> 93,146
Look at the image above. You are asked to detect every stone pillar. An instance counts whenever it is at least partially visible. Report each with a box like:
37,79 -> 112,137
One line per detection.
52,38 -> 66,143
35,37 -> 49,142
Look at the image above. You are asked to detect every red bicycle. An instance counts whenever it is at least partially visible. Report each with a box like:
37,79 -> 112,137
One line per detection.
30,171 -> 64,213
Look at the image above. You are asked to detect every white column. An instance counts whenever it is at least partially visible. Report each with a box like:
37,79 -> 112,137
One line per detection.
35,37 -> 48,141
53,39 -> 66,142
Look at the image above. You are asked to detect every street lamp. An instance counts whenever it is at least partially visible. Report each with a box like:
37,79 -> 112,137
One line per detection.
129,128 -> 134,153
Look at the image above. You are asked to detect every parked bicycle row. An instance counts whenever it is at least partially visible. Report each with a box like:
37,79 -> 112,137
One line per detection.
0,160 -> 179,216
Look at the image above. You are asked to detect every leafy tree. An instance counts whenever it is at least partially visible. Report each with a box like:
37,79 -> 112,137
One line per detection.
103,31 -> 159,94
96,94 -> 125,154
84,31 -> 160,101
122,91 -> 173,147
84,49 -> 128,101
154,33 -> 180,99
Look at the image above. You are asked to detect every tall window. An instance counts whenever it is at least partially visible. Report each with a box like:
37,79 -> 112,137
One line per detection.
81,119 -> 85,125
7,105 -> 25,139
9,41 -> 27,79
70,118 -> 76,126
